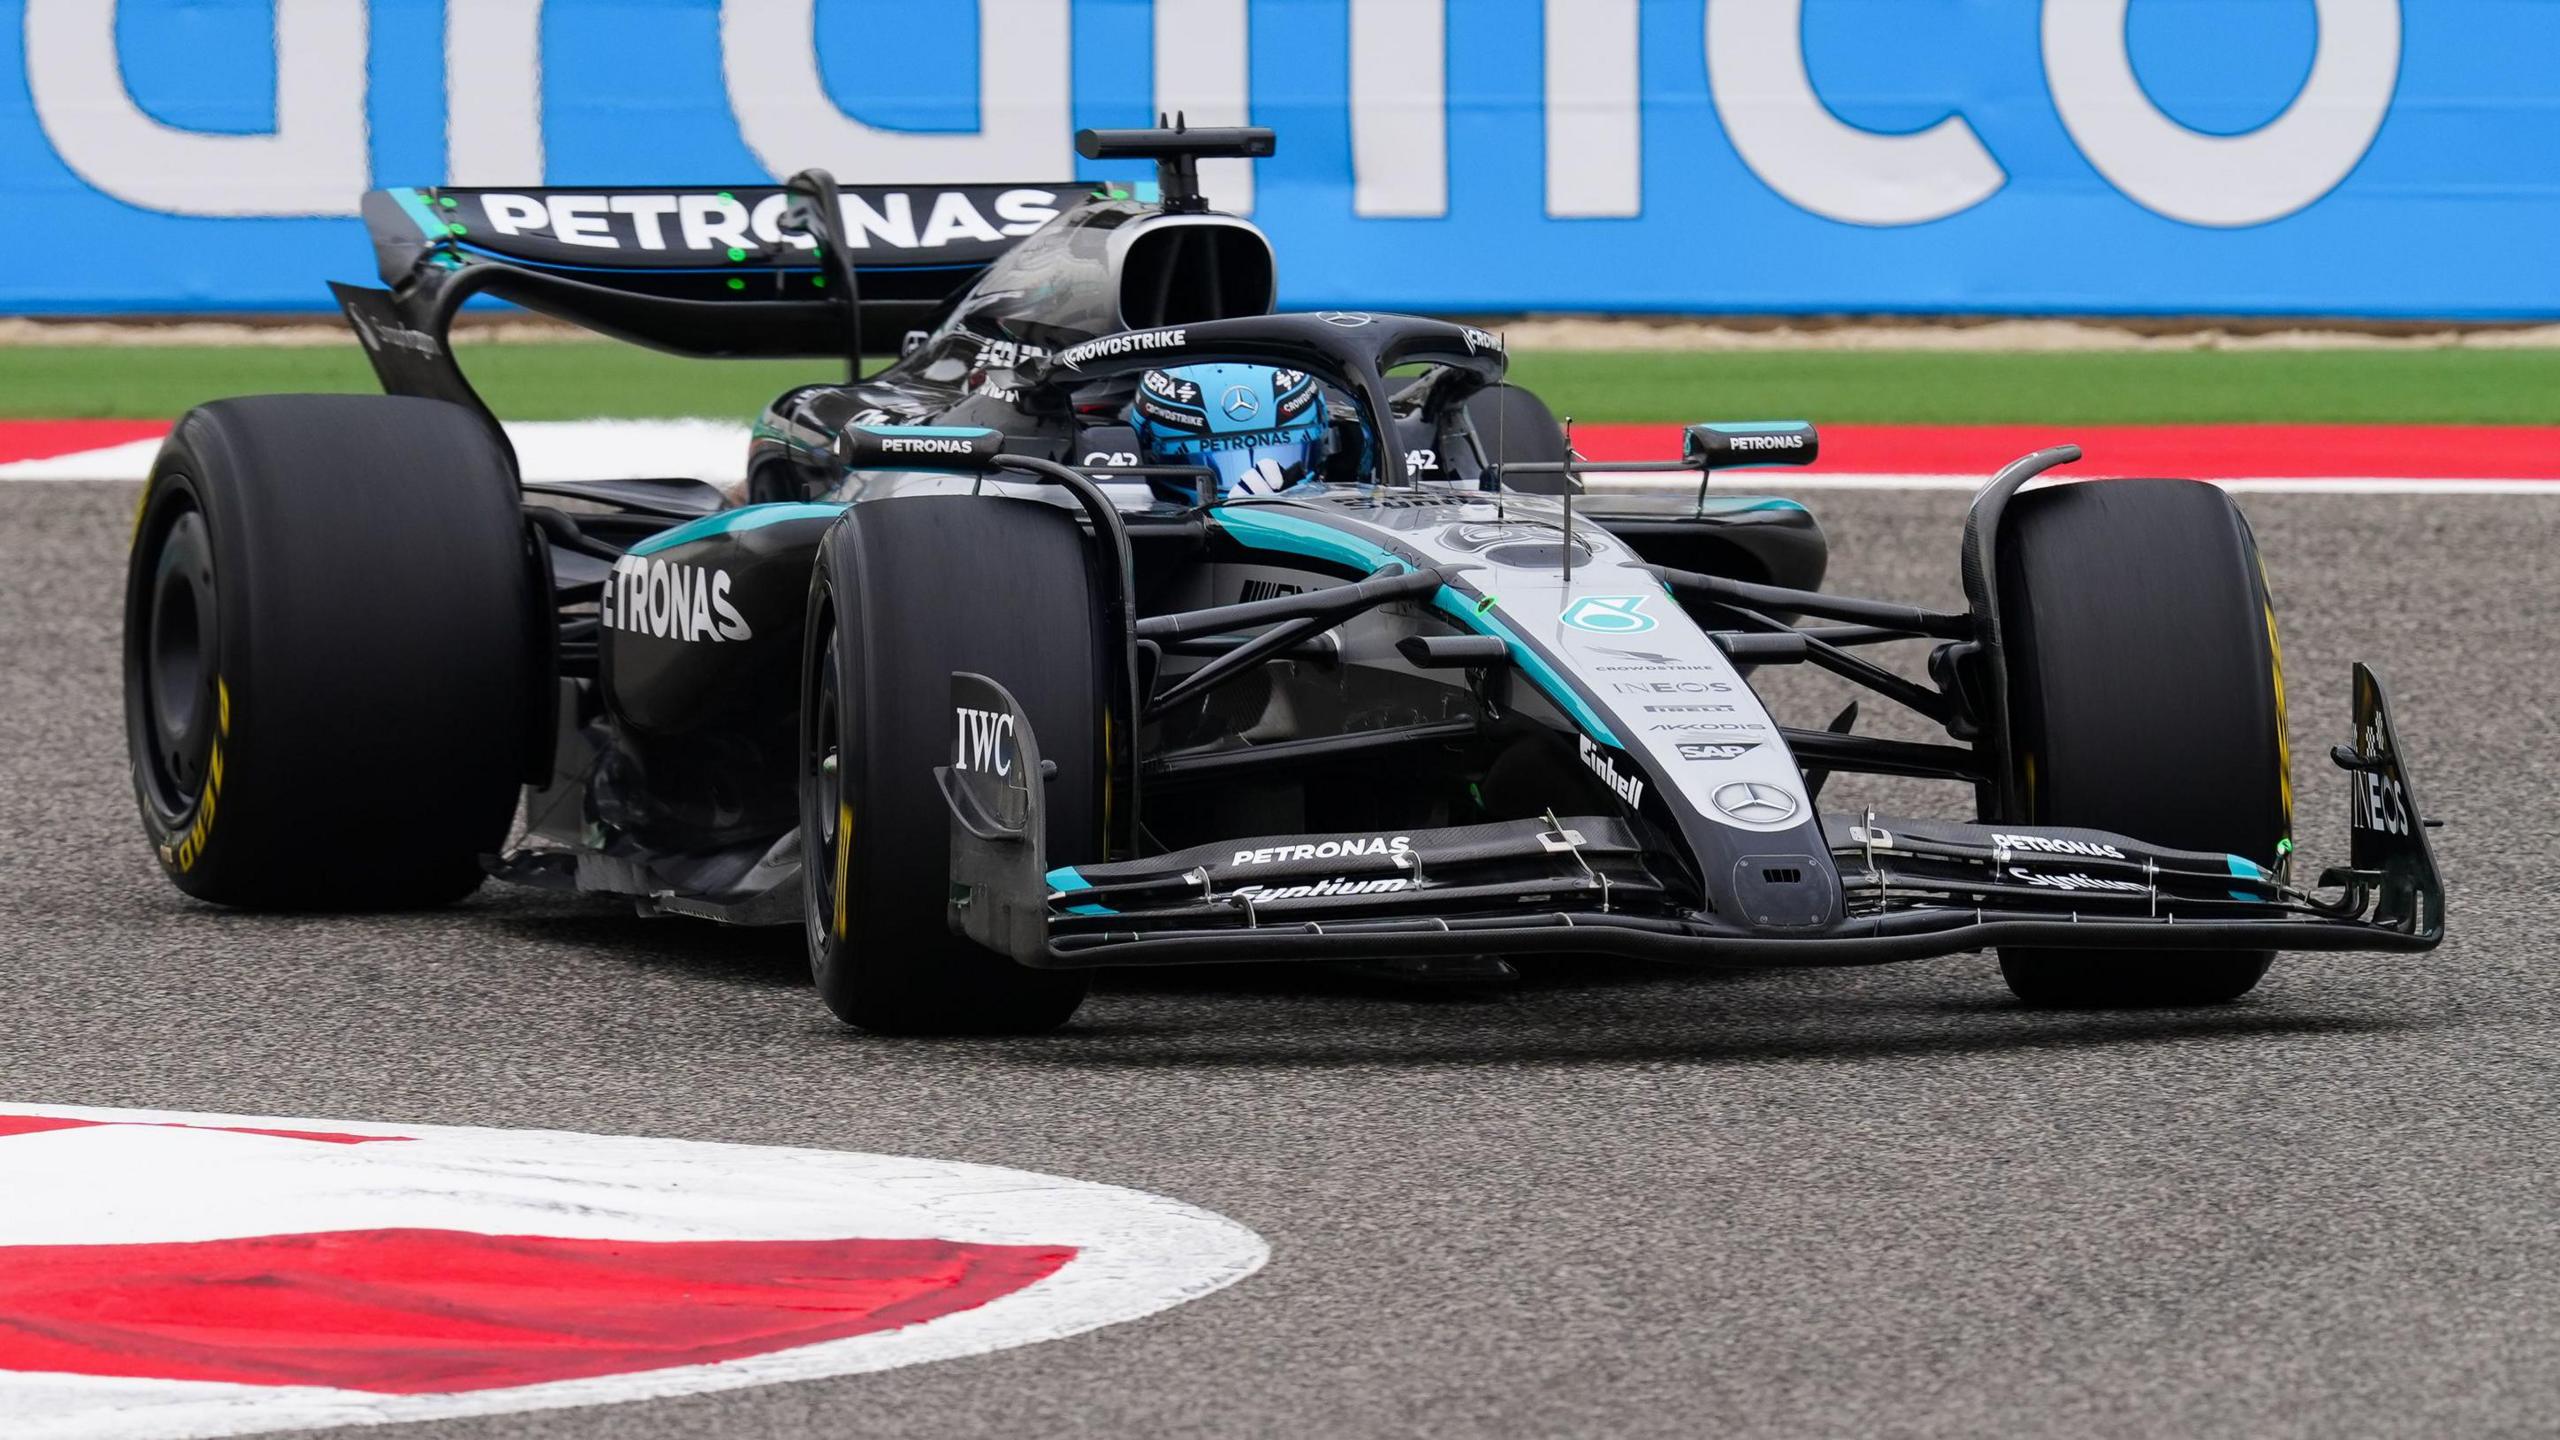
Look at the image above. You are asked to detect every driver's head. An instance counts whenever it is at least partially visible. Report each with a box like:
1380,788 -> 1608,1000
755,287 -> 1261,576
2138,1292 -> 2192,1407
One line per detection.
1127,363 -> 1331,504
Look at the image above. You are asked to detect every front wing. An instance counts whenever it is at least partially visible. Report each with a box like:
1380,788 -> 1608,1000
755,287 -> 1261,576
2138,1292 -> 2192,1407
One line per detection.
940,665 -> 2442,971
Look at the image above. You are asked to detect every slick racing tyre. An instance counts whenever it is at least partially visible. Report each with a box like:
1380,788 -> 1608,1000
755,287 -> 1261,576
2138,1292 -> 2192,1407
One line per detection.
123,396 -> 534,908
1993,479 -> 2291,1007
802,495 -> 1102,1035
1466,383 -> 1570,490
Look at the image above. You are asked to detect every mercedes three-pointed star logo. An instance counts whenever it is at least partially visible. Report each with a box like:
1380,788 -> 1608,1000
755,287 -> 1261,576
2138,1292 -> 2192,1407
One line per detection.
1221,386 -> 1261,421
1712,781 -> 1799,824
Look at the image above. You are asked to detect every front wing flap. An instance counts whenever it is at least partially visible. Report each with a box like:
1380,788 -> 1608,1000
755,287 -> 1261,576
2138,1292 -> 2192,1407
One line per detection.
944,665 -> 2443,969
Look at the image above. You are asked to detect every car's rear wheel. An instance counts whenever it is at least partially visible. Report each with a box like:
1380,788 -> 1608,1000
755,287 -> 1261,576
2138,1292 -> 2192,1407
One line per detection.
1993,478 -> 2292,1007
123,395 -> 534,908
1465,383 -> 1570,489
801,495 -> 1102,1035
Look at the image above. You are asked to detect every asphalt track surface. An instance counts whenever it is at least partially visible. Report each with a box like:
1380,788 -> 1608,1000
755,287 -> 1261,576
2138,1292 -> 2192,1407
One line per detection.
5,481 -> 2556,1439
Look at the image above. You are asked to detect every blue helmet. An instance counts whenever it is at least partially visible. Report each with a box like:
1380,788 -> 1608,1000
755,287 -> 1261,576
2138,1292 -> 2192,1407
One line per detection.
1127,363 -> 1332,503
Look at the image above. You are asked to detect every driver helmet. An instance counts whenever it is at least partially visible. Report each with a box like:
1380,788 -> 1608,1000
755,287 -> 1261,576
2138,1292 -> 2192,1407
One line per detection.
1126,363 -> 1332,504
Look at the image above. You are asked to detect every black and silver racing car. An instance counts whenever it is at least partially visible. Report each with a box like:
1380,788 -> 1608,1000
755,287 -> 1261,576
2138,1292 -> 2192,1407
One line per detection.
122,125 -> 2443,1034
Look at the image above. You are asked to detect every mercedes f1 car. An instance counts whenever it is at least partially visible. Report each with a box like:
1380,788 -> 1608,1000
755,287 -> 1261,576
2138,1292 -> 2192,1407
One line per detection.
123,125 -> 2443,1034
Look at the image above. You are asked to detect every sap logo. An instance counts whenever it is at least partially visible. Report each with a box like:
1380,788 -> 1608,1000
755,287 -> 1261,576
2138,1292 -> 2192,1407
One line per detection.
1726,432 -> 1807,452
1993,833 -> 2126,860
1578,735 -> 1647,809
1232,876 -> 1412,901
601,556 -> 753,643
953,707 -> 1015,776
1083,451 -> 1141,468
1232,836 -> 1411,867
473,189 -> 1062,254
2010,868 -> 2147,894
1676,742 -> 1758,762
1057,328 -> 1189,369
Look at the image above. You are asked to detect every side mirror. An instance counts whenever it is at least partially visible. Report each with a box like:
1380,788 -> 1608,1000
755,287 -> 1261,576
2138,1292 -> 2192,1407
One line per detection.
837,424 -> 1006,473
1684,421 -> 1819,469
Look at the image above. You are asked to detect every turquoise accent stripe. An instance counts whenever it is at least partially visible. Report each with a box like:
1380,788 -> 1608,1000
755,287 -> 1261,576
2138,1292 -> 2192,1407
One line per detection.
1704,496 -> 1810,515
1210,505 -> 1410,575
2226,853 -> 2271,902
1435,586 -> 1624,748
1702,421 -> 1813,434
1211,505 -> 1624,749
627,502 -> 845,556
389,187 -> 446,241
855,424 -> 1002,439
1045,867 -> 1114,916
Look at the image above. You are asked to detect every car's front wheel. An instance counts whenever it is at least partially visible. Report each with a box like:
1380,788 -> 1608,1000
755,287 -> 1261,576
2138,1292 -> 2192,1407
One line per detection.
800,495 -> 1103,1035
1992,478 -> 2293,1007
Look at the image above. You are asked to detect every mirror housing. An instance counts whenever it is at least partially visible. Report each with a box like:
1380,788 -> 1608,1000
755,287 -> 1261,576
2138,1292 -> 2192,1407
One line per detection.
837,424 -> 1006,472
1684,421 -> 1819,469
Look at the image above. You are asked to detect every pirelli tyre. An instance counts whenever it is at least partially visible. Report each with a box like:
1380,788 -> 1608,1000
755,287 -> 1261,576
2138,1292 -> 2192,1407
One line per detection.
122,395 -> 535,909
801,495 -> 1101,1035
1993,478 -> 2292,1007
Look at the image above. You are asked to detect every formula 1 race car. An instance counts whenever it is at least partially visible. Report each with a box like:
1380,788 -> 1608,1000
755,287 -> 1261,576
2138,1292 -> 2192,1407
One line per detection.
122,125 -> 2444,1034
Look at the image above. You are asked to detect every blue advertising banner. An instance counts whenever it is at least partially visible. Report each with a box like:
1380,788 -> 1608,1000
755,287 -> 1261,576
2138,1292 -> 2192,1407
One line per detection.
0,0 -> 2552,317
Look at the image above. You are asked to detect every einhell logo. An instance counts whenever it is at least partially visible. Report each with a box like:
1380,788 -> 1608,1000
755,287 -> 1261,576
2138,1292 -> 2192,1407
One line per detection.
1578,734 -> 1646,809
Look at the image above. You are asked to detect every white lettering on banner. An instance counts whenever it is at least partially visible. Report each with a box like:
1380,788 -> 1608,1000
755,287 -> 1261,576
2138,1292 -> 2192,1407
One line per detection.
747,192 -> 820,251
614,194 -> 682,251
1543,0 -> 1640,218
1706,0 -> 2006,227
680,194 -> 753,253
2044,0 -> 2402,227
1231,837 -> 1413,867
484,193 -> 549,237
447,0 -> 546,186
954,708 -> 1015,777
1579,735 -> 1647,810
23,0 -> 368,217
600,556 -> 753,643
1154,0 -> 1255,214
1349,0 -> 1447,218
546,194 -> 616,248
721,0 -> 1072,185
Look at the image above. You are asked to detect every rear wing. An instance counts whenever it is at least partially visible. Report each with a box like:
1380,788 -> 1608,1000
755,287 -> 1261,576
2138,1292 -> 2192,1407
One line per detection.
338,180 -> 1087,442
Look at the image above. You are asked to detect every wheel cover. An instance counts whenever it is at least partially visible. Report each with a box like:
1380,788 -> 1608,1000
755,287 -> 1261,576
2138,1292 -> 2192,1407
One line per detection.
803,616 -> 849,965
128,492 -> 221,824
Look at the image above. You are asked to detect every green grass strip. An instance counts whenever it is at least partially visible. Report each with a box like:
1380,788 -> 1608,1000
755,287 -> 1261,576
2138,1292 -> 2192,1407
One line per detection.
2,343 -> 2553,426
